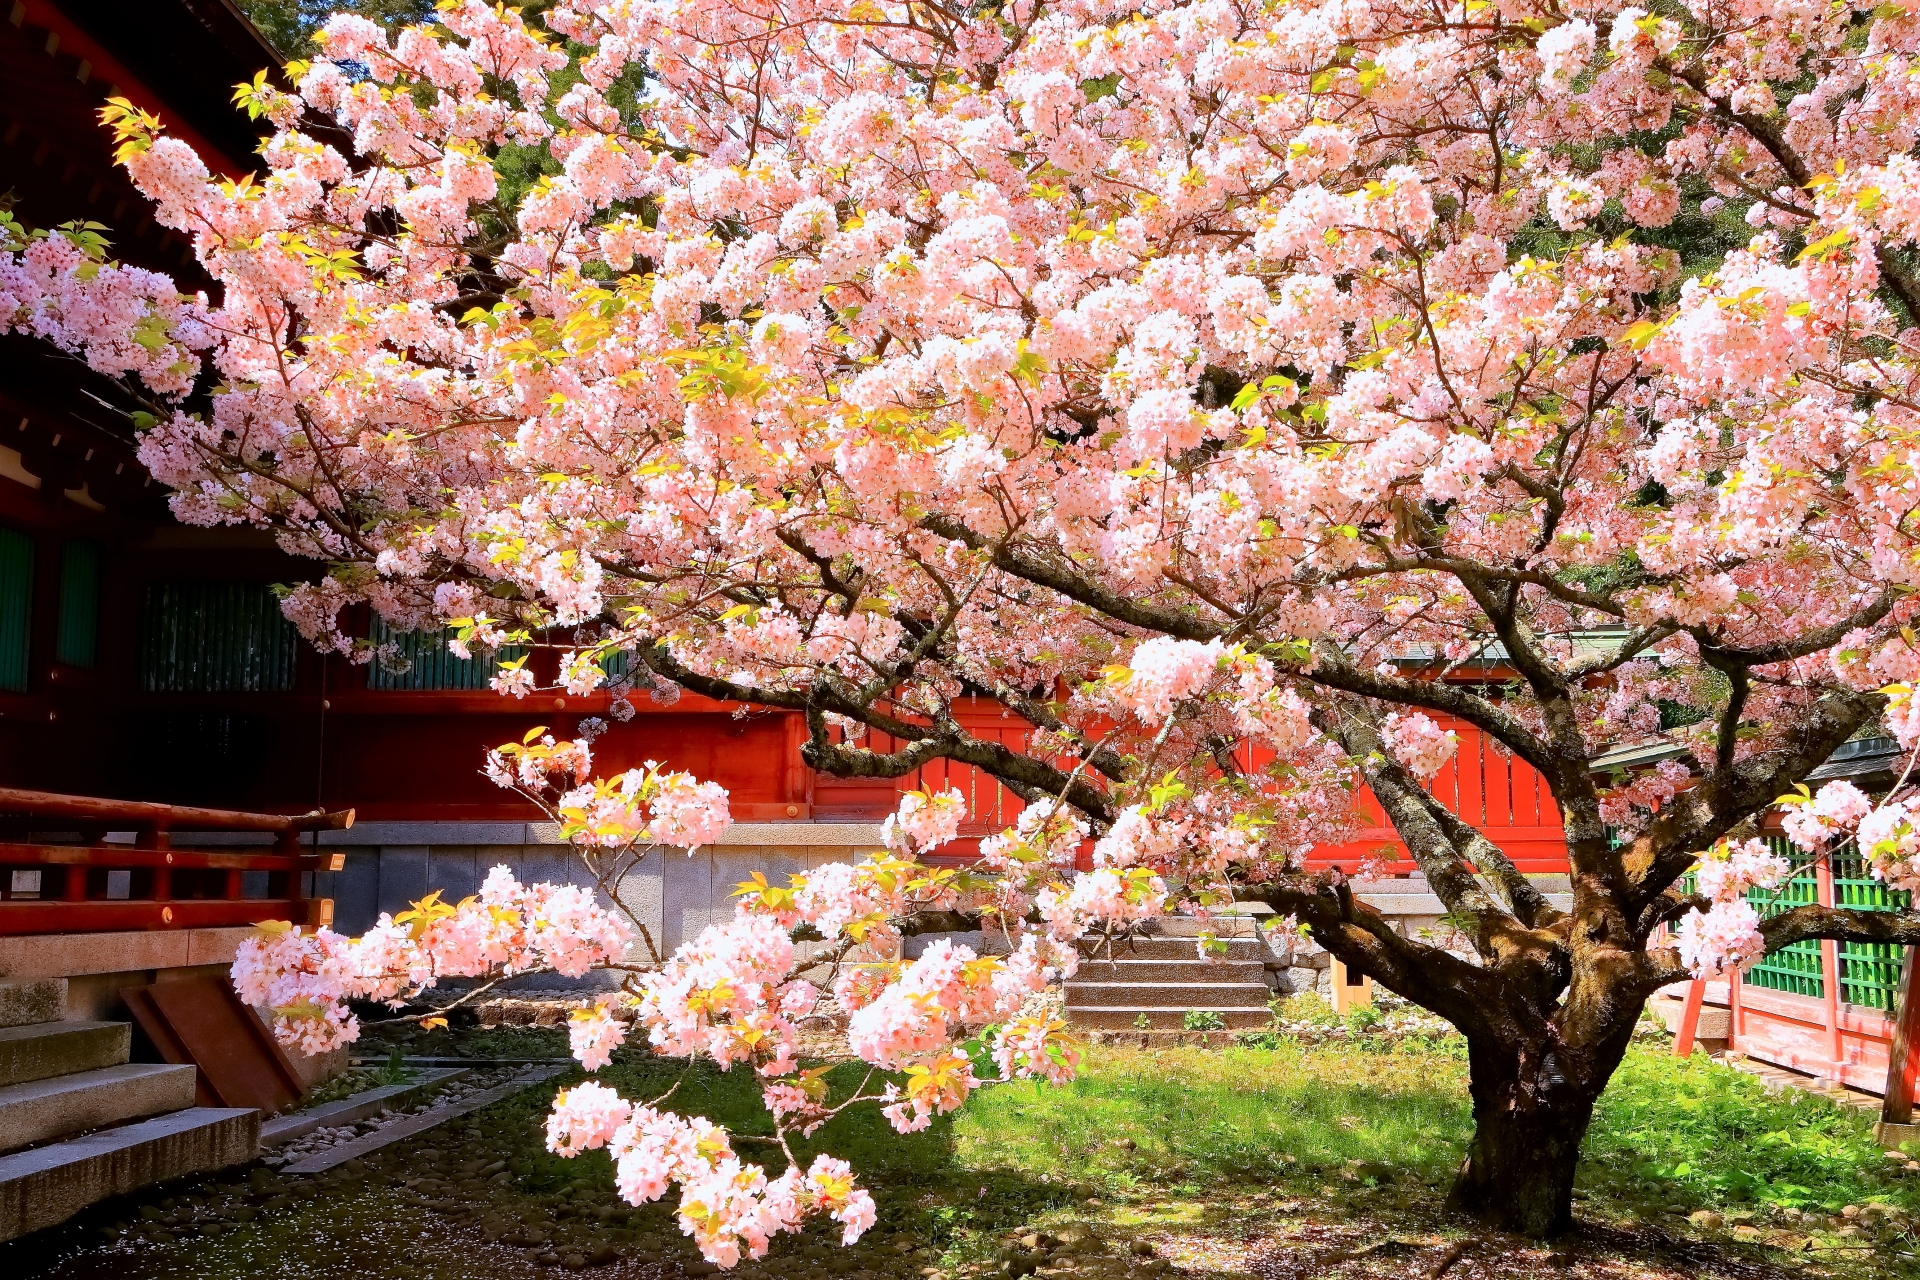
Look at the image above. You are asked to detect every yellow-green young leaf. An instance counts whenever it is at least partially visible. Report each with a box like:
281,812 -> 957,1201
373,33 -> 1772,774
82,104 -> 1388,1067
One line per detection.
1795,229 -> 1854,263
1012,340 -> 1049,388
1620,319 -> 1662,350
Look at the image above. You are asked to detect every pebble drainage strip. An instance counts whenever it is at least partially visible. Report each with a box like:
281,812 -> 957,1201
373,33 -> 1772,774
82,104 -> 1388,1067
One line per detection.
280,1065 -> 568,1175
259,1067 -> 472,1149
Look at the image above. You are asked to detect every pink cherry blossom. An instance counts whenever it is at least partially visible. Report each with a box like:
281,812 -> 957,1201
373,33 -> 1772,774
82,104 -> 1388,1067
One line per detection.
1381,713 -> 1457,780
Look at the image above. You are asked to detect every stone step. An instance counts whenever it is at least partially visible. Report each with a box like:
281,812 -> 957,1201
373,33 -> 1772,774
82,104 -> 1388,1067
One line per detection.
1647,993 -> 1732,1039
0,1022 -> 129,1087
1072,958 -> 1268,984
1066,1005 -> 1272,1030
0,1063 -> 198,1154
1063,981 -> 1273,1009
1077,936 -> 1262,961
0,1106 -> 258,1243
0,980 -> 66,1030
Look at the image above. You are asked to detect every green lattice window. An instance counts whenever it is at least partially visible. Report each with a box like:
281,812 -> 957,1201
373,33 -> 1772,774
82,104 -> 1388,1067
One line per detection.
140,582 -> 297,692
1834,849 -> 1908,1011
56,540 -> 99,668
367,618 -> 523,690
1744,838 -> 1825,999
0,527 -> 29,692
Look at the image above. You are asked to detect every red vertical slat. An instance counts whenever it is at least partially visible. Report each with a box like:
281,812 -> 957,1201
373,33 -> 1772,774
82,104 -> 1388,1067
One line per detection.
1457,721 -> 1485,828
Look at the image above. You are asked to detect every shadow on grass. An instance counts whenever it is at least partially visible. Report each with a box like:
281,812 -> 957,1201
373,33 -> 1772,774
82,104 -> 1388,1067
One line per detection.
5,1038 -> 1915,1280
0,1048 -> 1087,1280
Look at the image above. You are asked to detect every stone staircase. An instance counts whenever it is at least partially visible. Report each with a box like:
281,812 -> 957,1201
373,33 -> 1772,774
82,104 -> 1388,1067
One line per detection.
1066,920 -> 1275,1033
0,978 -> 259,1242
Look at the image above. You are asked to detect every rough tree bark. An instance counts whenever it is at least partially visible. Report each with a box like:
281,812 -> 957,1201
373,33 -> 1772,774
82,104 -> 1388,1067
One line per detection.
1445,1014 -> 1640,1236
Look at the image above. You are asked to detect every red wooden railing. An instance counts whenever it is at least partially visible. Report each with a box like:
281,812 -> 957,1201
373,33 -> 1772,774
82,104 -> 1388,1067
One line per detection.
0,788 -> 353,936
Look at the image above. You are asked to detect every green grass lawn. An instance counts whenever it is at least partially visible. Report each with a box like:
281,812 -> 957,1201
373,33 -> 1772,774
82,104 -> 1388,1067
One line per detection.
12,1028 -> 1916,1280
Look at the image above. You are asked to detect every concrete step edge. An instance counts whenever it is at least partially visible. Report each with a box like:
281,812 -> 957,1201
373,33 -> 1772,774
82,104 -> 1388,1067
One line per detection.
0,1107 -> 259,1243
1067,990 -> 1274,997
0,1021 -> 131,1087
1064,1004 -> 1273,1014
0,980 -> 67,1030
0,1064 -> 198,1156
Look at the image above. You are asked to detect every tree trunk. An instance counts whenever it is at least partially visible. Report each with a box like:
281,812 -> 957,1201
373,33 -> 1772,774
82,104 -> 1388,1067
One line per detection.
1445,1035 -> 1602,1237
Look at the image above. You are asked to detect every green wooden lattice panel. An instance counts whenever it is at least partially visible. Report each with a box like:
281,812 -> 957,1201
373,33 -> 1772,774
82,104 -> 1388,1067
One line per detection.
367,619 -> 523,690
1743,838 -> 1824,999
140,582 -> 297,693
0,528 -> 29,693
1833,849 -> 1908,1011
56,540 -> 99,668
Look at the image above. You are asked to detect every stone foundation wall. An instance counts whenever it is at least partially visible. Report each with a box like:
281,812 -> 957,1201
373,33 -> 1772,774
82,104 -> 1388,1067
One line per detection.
306,821 -> 891,984
64,829 -> 1574,1008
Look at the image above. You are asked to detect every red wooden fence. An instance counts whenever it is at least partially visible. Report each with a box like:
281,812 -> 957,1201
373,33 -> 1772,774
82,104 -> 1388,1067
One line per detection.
0,787 -> 351,935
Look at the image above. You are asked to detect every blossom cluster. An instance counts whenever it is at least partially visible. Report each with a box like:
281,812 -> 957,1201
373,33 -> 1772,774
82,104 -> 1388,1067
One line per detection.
1379,713 -> 1459,781
19,0 -> 1920,1250
232,864 -> 635,1053
545,1087 -> 877,1265
486,732 -> 732,850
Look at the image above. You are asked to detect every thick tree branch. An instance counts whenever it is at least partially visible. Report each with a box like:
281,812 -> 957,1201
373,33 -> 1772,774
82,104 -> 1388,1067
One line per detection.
1760,902 -> 1920,950
1315,703 -> 1524,962
1671,62 -> 1920,322
1625,687 -> 1885,910
1233,876 -> 1539,1042
636,643 -> 1119,824
920,513 -> 1562,779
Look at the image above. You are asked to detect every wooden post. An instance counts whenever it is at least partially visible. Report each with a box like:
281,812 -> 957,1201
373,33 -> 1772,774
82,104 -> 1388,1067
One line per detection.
1816,855 -> 1846,1073
1728,960 -> 1744,1046
1881,947 -> 1919,1131
1330,956 -> 1373,1015
1673,977 -> 1707,1058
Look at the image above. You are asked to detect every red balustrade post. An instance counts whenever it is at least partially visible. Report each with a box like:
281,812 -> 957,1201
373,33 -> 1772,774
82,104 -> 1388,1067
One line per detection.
1815,856 -> 1845,1073
1673,977 -> 1707,1059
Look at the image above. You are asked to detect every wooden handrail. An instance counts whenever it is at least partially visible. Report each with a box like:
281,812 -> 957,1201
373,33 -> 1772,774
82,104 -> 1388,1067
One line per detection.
0,788 -> 354,834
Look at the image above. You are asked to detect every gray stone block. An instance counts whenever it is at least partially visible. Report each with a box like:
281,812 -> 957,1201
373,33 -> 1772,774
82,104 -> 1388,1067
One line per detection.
329,848 -> 384,935
0,980 -> 65,1029
0,1063 -> 196,1153
377,846 -> 429,912
426,847 -> 480,904
0,1022 -> 129,1087
1280,967 -> 1323,996
0,1107 -> 258,1242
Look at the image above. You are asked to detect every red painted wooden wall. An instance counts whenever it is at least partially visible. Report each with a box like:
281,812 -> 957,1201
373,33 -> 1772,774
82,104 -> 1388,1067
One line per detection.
1299,713 -> 1569,873
804,705 -> 1569,873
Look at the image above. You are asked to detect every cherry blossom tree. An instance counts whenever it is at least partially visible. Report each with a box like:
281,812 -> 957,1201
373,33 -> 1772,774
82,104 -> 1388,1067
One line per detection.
11,0 -> 1920,1239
